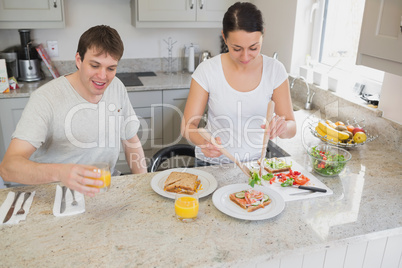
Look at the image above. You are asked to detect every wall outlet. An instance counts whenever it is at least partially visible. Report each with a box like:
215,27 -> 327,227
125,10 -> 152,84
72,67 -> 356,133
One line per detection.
47,41 -> 59,58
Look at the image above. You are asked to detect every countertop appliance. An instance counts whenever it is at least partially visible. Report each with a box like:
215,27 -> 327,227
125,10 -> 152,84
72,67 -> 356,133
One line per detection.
18,29 -> 42,82
199,51 -> 212,64
115,71 -> 156,87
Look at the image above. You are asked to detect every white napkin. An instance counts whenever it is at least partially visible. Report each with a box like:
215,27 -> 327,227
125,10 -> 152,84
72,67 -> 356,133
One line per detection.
53,185 -> 85,217
0,191 -> 36,225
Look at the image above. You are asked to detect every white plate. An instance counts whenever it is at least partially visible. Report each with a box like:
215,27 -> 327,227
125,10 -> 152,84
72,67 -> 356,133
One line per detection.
151,168 -> 218,199
212,183 -> 285,221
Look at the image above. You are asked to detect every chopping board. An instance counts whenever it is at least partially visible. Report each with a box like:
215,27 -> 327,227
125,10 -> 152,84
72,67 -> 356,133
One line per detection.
246,157 -> 333,201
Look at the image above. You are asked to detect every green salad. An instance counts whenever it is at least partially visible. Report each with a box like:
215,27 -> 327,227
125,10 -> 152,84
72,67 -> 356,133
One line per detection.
310,146 -> 346,176
248,171 -> 273,187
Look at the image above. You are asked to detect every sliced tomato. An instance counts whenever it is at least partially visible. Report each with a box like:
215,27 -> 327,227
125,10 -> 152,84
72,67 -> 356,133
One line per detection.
294,174 -> 310,185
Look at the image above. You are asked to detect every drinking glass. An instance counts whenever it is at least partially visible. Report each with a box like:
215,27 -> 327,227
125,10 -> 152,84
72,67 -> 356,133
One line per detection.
87,162 -> 111,193
174,192 -> 199,222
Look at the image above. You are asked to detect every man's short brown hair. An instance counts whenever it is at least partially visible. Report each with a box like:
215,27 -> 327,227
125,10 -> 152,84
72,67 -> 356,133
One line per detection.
77,25 -> 124,61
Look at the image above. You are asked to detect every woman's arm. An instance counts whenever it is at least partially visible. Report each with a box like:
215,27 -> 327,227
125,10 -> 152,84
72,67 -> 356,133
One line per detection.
181,79 -> 222,158
269,79 -> 297,139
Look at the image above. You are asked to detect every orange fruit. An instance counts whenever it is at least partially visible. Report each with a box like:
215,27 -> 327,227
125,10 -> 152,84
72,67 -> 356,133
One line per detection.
335,121 -> 345,126
346,125 -> 355,132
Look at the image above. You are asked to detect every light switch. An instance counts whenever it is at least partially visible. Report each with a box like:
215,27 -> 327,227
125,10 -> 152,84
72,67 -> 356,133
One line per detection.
47,41 -> 59,58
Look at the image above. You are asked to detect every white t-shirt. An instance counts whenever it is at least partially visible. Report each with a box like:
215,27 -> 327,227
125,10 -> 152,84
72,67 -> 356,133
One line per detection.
12,76 -> 139,174
192,54 -> 288,164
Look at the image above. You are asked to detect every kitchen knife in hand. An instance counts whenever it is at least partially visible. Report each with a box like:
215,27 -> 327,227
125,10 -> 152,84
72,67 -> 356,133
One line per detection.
60,186 -> 67,214
3,191 -> 22,223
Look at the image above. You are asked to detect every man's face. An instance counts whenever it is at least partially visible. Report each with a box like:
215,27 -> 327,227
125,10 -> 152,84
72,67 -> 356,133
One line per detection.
75,47 -> 118,98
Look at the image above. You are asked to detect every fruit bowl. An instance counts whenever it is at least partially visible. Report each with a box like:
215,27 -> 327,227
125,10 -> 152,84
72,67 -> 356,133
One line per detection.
307,144 -> 352,177
308,118 -> 378,148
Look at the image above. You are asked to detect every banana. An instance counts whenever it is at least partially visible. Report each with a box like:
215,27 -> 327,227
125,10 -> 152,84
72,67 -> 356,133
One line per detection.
325,120 -> 337,129
317,121 -> 349,141
315,126 -> 338,143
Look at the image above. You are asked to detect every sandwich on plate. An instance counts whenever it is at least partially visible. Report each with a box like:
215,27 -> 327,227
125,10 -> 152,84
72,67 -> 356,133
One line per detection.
229,189 -> 271,212
164,171 -> 200,194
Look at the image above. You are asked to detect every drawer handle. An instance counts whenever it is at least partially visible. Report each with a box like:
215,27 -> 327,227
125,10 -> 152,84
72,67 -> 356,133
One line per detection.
199,0 -> 204,9
189,0 -> 194,9
53,0 -> 57,8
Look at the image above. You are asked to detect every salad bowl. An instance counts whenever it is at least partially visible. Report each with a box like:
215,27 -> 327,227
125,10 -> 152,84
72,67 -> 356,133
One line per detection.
307,144 -> 351,177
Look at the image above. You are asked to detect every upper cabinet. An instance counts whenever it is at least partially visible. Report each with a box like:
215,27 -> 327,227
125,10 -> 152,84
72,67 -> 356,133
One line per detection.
357,0 -> 402,76
131,0 -> 243,28
0,0 -> 65,29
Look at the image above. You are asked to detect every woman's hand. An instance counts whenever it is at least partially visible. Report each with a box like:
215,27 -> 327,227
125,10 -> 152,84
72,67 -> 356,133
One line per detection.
200,137 -> 223,158
261,115 -> 287,139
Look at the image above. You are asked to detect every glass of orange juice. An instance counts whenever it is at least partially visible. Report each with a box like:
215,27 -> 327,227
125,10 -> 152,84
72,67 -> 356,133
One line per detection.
175,192 -> 199,222
87,163 -> 111,193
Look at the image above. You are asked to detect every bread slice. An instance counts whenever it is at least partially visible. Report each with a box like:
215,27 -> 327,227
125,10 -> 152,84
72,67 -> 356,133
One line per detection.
164,171 -> 200,194
257,158 -> 291,173
230,191 -> 272,212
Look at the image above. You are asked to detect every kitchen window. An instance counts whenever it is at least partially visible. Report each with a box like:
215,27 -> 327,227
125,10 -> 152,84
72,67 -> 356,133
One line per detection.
310,0 -> 384,94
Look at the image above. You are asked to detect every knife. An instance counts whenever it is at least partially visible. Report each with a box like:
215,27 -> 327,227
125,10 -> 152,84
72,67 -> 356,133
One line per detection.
3,191 -> 22,223
290,185 -> 327,194
60,186 -> 67,214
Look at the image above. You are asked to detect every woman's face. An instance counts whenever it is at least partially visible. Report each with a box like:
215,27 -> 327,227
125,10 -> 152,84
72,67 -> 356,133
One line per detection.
224,30 -> 263,66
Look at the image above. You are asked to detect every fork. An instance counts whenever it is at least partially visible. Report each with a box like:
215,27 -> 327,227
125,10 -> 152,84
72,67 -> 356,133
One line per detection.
16,192 -> 31,215
70,189 -> 78,206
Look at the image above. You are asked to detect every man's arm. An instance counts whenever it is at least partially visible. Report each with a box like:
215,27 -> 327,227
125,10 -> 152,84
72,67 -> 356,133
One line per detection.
0,139 -> 103,196
122,134 -> 147,174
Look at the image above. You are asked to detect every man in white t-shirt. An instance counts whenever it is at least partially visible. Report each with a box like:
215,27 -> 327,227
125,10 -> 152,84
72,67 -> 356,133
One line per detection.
0,25 -> 146,196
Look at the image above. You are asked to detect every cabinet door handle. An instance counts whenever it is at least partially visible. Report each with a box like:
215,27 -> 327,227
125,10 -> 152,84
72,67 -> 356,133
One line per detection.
199,0 -> 204,10
189,0 -> 194,9
53,0 -> 57,8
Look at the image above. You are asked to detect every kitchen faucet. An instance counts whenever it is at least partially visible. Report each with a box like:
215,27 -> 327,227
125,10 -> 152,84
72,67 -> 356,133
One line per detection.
290,76 -> 315,110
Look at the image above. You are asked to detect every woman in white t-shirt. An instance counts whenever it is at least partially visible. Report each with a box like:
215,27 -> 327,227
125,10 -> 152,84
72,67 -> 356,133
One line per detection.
181,2 -> 296,165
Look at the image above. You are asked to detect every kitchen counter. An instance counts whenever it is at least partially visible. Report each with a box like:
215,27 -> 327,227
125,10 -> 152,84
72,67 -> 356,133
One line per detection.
0,72 -> 192,99
1,109 -> 401,267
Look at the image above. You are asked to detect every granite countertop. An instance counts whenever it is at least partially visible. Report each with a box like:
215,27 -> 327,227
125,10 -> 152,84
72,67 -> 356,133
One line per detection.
1,109 -> 401,267
0,72 -> 193,99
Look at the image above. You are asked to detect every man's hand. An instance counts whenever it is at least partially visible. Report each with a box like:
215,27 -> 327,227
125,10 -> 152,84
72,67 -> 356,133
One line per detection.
58,164 -> 104,197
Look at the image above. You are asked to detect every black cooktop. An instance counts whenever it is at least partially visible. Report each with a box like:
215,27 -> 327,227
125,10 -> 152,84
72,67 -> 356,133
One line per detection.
115,72 -> 156,87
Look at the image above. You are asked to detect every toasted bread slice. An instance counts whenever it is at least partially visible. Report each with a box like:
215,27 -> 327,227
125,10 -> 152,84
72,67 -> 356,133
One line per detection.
164,171 -> 200,194
257,158 -> 291,173
230,191 -> 271,212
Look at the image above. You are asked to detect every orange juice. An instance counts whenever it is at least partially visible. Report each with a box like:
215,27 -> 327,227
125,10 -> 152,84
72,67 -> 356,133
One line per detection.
93,169 -> 111,190
86,163 -> 111,192
175,196 -> 199,220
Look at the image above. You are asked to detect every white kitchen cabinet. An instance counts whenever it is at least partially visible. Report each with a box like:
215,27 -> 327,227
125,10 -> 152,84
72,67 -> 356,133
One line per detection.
357,0 -> 402,76
117,90 -> 163,173
0,97 -> 29,187
0,0 -> 65,29
0,97 -> 29,161
131,0 -> 243,28
162,88 -> 189,146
